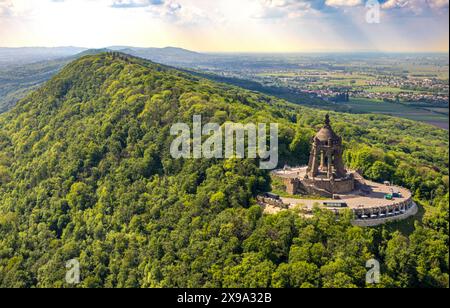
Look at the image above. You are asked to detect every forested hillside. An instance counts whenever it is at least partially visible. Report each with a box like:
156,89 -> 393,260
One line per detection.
0,53 -> 448,288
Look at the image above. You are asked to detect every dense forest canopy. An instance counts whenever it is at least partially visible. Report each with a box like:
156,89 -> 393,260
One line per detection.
0,53 -> 448,288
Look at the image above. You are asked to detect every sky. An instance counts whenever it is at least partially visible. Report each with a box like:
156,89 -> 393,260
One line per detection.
0,0 -> 448,52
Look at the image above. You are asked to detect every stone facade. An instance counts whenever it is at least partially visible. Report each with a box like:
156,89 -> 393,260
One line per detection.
281,175 -> 355,198
306,114 -> 347,180
352,200 -> 417,227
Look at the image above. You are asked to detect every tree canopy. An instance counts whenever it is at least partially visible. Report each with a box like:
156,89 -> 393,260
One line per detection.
0,53 -> 448,288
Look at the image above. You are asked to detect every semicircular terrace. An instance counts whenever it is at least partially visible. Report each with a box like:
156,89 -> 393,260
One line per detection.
268,166 -> 417,227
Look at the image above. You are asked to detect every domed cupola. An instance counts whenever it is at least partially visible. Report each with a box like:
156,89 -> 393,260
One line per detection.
315,114 -> 340,144
307,115 -> 347,179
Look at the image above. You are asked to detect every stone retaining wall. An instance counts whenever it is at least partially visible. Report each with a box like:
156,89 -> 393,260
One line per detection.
352,195 -> 414,217
352,201 -> 417,227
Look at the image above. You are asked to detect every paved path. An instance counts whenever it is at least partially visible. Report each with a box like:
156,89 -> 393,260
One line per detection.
281,180 -> 411,211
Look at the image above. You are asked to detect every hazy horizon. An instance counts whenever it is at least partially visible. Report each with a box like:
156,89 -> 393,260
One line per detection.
0,45 -> 449,55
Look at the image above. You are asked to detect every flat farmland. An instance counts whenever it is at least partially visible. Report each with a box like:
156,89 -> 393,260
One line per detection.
343,98 -> 449,130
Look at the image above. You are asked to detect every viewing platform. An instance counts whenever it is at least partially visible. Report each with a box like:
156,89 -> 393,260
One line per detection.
259,177 -> 417,226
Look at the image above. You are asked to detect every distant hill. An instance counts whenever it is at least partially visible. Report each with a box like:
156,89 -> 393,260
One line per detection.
0,46 -> 326,113
116,46 -> 210,64
0,46 -> 207,112
74,48 -> 113,58
1,46 -> 337,114
0,47 -> 87,67
0,46 -> 205,68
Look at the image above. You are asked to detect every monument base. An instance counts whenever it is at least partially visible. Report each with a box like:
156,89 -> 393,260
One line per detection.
277,167 -> 356,198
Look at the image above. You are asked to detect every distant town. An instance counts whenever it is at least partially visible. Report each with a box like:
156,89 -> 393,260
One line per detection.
208,61 -> 449,106
185,53 -> 448,129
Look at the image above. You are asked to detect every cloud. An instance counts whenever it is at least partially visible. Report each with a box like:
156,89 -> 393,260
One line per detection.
0,0 -> 35,17
254,0 -> 324,19
142,0 -> 212,25
254,0 -> 448,20
0,0 -> 13,17
381,0 -> 449,15
111,0 -> 164,9
325,0 -> 362,7
429,0 -> 449,8
254,0 -> 367,19
107,0 -> 208,25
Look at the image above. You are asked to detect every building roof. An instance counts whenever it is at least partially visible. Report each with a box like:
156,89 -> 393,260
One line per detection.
315,115 -> 340,142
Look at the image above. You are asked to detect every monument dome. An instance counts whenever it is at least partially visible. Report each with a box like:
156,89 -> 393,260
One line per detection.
315,115 -> 340,143
307,114 -> 347,180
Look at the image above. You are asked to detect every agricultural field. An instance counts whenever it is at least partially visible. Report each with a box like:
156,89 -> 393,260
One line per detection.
204,54 -> 449,129
344,98 -> 449,130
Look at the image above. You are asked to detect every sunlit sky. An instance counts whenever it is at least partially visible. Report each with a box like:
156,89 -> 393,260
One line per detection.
0,0 -> 448,52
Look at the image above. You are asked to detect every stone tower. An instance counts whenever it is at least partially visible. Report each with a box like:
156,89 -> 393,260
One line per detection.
307,115 -> 347,179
